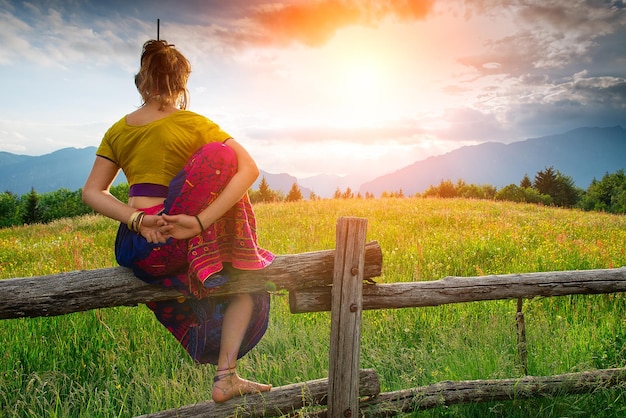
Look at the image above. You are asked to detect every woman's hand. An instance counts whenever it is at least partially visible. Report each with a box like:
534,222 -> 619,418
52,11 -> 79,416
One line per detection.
138,214 -> 170,243
157,213 -> 203,240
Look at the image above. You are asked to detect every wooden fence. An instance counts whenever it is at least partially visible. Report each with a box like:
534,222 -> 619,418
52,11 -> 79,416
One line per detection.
2,217 -> 626,417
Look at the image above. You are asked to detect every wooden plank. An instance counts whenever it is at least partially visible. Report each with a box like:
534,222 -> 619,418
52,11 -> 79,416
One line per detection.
289,267 -> 626,313
360,367 -> 626,416
135,369 -> 380,418
0,241 -> 382,320
328,217 -> 367,418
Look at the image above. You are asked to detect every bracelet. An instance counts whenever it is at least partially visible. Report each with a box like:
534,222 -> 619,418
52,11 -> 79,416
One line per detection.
194,215 -> 204,232
127,210 -> 145,233
127,211 -> 139,230
135,211 -> 145,232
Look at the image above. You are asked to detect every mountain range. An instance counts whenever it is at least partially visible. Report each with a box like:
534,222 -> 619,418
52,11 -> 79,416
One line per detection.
1,126 -> 624,197
359,126 -> 626,196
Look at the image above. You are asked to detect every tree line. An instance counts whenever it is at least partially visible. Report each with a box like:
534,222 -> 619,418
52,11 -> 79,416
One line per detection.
1,167 -> 625,228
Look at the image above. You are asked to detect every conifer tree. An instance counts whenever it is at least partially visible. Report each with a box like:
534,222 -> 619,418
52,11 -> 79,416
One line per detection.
286,182 -> 303,202
257,176 -> 274,203
22,187 -> 42,224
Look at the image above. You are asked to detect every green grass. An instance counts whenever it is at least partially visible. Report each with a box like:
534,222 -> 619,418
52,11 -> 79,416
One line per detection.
1,198 -> 626,417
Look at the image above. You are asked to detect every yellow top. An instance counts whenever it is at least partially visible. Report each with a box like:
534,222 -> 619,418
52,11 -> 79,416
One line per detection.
96,110 -> 231,186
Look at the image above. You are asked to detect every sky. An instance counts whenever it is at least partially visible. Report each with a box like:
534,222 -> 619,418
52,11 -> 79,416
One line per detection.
1,0 -> 625,180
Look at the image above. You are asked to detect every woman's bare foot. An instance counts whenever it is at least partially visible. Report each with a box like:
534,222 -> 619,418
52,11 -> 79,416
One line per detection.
212,369 -> 271,403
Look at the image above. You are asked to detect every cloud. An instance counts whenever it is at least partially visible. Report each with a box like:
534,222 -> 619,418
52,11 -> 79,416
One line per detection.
247,0 -> 436,46
500,71 -> 626,136
459,0 -> 626,78
452,0 -> 626,139
0,2 -> 148,69
245,120 -> 430,145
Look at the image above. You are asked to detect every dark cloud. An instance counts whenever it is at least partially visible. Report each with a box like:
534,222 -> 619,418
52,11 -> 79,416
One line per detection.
459,0 -> 626,77
504,73 -> 626,138
455,0 -> 626,138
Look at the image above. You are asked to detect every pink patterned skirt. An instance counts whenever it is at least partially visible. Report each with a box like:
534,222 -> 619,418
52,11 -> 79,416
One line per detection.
115,142 -> 275,364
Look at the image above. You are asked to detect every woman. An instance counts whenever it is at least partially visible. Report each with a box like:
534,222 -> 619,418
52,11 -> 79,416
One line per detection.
82,39 -> 274,403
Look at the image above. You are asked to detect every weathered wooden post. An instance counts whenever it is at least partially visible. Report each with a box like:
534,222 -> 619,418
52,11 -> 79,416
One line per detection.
328,217 -> 368,417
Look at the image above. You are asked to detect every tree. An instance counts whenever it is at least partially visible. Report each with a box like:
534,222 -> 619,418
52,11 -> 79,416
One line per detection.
534,167 -> 558,196
495,184 -> 552,205
423,180 -> 457,198
341,187 -> 354,199
580,169 -> 626,214
252,176 -> 281,203
22,187 -> 43,224
520,174 -> 532,189
286,182 -> 303,202
457,183 -> 497,199
39,188 -> 90,222
552,171 -> 580,208
533,167 -> 579,207
0,191 -> 21,227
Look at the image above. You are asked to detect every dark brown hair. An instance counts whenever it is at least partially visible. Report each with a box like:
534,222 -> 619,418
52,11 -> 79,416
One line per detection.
134,40 -> 191,110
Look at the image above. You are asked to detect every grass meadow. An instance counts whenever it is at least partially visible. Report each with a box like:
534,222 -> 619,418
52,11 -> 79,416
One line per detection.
1,198 -> 626,417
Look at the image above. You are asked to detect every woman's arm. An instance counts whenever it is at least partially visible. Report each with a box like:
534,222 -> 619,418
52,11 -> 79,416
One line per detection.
82,156 -> 134,222
196,138 -> 259,225
82,156 -> 166,243
159,138 -> 259,240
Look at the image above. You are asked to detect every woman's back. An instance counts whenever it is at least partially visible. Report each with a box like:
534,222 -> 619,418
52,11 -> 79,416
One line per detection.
125,101 -> 178,126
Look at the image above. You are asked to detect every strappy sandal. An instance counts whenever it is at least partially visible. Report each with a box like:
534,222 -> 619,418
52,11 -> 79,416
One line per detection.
213,366 -> 237,402
213,366 -> 236,384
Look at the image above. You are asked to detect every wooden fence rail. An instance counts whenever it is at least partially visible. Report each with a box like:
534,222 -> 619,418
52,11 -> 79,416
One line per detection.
290,266 -> 626,313
137,369 -> 380,418
0,241 -> 383,320
360,367 -> 626,417
2,217 -> 626,417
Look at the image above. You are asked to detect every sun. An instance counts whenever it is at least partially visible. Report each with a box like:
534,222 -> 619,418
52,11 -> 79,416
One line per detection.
343,62 -> 383,96
330,53 -> 390,125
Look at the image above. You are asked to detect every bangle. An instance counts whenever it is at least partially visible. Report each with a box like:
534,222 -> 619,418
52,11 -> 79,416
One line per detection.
127,210 -> 144,233
127,211 -> 138,230
194,215 -> 204,232
135,211 -> 145,232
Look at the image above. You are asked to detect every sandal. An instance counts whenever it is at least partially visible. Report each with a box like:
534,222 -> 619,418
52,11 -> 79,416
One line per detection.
213,366 -> 236,384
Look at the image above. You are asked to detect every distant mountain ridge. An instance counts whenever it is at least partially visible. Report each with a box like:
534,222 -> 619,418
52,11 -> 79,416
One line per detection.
360,126 -> 626,196
0,147 -> 124,195
0,147 -> 312,197
1,126 -> 624,197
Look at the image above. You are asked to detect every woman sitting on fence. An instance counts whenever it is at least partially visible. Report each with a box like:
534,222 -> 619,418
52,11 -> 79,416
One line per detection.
82,39 -> 274,403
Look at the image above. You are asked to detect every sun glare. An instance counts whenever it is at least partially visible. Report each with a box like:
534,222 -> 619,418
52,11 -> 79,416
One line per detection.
319,24 -> 421,127
343,60 -> 383,94
330,52 -> 391,125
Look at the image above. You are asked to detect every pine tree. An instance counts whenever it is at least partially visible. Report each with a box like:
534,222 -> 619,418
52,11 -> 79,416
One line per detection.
286,182 -> 303,202
258,176 -> 274,203
22,187 -> 42,224
534,167 -> 579,207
